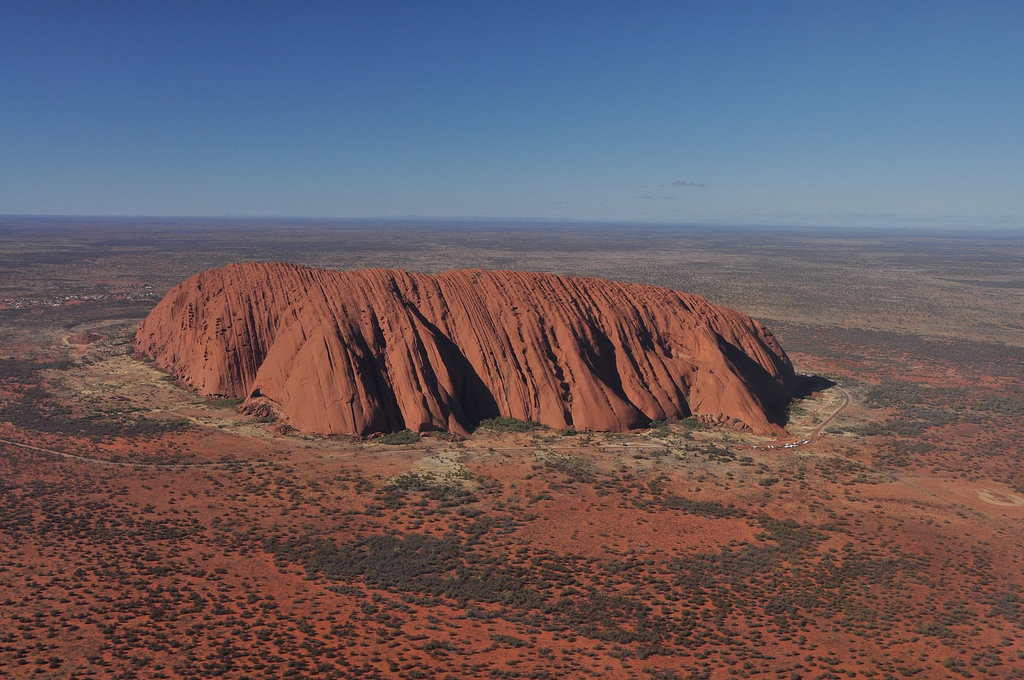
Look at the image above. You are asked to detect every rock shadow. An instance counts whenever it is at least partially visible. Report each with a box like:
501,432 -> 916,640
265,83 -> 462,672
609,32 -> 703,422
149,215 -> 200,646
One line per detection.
792,374 -> 837,399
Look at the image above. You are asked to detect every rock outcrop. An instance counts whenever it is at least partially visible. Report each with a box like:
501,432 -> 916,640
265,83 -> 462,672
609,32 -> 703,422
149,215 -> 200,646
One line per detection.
136,263 -> 796,436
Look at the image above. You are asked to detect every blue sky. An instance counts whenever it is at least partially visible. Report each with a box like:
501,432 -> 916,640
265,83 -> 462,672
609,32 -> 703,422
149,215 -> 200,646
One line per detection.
2,1 -> 1022,225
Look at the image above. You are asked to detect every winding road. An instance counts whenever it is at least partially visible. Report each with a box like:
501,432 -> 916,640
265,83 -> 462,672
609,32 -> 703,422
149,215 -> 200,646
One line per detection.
752,384 -> 851,450
809,386 -> 851,442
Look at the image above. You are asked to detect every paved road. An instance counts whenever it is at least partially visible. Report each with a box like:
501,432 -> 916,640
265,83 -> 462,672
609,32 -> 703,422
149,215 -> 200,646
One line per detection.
809,386 -> 851,442
751,385 -> 851,450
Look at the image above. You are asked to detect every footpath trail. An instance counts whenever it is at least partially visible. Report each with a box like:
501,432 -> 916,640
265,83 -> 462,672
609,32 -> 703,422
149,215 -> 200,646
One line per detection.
0,436 -> 287,470
2,389 -> 852,468
0,435 -> 676,470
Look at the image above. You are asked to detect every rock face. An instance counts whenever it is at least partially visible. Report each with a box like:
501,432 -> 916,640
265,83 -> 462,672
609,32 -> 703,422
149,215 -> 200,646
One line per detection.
136,263 -> 796,436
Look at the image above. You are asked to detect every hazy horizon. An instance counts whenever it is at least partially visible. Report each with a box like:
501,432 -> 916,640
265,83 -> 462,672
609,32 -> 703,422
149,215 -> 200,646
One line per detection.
3,212 -> 1024,233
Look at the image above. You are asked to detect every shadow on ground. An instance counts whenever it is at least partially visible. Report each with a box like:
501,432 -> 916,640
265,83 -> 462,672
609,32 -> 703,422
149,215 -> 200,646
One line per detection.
792,374 -> 837,399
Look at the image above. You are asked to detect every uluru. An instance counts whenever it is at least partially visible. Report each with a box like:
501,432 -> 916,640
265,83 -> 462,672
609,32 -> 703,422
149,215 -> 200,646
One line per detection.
135,262 -> 796,436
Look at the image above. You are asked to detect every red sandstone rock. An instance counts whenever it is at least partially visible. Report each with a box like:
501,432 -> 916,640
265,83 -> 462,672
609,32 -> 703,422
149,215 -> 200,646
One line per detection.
136,263 -> 796,436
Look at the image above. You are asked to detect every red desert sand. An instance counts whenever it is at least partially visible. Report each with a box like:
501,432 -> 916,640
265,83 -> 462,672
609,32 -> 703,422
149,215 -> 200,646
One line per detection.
136,263 -> 795,436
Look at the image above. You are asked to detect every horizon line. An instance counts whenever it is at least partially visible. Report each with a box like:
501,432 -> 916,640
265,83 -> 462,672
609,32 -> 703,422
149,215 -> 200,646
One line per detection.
2,212 -> 1023,231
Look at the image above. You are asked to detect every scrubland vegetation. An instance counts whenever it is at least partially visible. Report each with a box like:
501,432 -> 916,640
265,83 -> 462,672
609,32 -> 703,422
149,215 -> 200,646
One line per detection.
0,220 -> 1022,678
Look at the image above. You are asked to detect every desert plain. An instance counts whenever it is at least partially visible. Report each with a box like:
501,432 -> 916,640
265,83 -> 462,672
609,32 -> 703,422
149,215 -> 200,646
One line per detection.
1,217 -> 1023,679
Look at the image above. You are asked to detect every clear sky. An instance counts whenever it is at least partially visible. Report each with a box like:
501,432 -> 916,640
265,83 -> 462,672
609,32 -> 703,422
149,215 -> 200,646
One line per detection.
2,1 -> 1022,226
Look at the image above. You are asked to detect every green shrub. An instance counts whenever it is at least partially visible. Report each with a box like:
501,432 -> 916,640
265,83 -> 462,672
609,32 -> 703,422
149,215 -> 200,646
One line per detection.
476,416 -> 539,432
204,397 -> 244,408
679,416 -> 707,431
647,419 -> 671,435
380,429 -> 421,445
